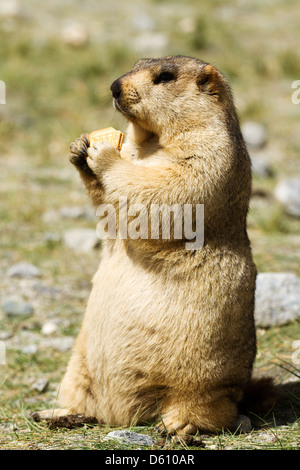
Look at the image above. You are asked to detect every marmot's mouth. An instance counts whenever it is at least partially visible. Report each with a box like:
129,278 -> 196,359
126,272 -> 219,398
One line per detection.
113,98 -> 136,121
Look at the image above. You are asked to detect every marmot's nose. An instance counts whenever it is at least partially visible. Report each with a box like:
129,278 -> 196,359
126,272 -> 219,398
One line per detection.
110,78 -> 122,100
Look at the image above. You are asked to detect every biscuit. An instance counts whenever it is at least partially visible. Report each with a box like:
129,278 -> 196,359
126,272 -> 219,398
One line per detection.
89,127 -> 124,151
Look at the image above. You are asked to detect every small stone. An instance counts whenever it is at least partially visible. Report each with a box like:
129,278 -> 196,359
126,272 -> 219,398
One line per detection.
274,178 -> 300,217
0,0 -> 23,17
242,122 -> 267,149
0,331 -> 13,341
0,422 -> 18,433
7,262 -> 41,279
32,378 -> 49,393
22,344 -> 38,354
63,228 -> 99,252
43,232 -> 61,244
255,272 -> 300,327
41,322 -> 58,336
2,299 -> 34,317
104,430 -> 156,446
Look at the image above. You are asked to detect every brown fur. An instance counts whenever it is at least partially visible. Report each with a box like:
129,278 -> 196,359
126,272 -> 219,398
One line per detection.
38,56 -> 267,434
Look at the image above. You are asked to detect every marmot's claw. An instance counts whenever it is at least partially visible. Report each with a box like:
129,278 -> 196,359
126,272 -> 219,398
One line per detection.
154,422 -> 167,435
80,134 -> 90,148
69,134 -> 94,176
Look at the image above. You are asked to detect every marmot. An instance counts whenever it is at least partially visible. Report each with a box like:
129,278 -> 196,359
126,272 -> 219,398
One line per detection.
36,56 -> 276,434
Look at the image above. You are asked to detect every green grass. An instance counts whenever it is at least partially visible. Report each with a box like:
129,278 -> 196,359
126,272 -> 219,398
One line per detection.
1,0 -> 300,450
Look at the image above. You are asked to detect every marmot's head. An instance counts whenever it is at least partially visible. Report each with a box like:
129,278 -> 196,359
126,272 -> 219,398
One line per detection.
110,55 -> 235,138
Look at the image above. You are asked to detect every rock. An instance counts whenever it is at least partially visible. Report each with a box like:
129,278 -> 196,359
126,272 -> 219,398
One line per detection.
242,122 -> 267,149
274,178 -> 300,217
7,262 -> 41,279
0,0 -> 23,17
0,331 -> 13,341
41,322 -> 58,336
104,430 -> 156,446
2,299 -> 34,317
63,228 -> 99,252
255,273 -> 300,327
43,232 -> 61,244
32,378 -> 49,393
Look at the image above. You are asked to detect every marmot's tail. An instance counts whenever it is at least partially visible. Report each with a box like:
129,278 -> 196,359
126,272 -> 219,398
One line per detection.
239,377 -> 278,416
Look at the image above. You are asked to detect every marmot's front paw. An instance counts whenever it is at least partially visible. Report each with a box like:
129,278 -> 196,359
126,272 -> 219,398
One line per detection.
69,134 -> 94,176
86,141 -> 120,176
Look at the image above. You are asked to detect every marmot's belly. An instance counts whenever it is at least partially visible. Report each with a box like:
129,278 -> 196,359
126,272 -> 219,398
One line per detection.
85,247 -> 256,390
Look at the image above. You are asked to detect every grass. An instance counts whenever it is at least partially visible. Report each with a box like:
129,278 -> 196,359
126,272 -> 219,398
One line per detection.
1,0 -> 300,451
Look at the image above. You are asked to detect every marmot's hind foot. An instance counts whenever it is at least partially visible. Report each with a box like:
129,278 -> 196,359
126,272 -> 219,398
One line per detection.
31,409 -> 98,429
155,419 -> 197,436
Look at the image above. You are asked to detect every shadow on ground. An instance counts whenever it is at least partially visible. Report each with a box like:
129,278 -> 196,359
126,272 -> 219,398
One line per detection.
251,380 -> 300,428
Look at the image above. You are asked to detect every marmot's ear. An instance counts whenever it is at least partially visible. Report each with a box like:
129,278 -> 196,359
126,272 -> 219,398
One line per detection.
197,64 -> 224,98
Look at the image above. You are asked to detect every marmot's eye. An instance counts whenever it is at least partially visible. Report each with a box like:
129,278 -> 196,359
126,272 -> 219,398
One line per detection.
154,71 -> 175,85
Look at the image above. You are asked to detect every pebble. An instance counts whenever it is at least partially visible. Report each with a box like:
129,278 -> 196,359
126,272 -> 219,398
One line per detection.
0,0 -> 23,17
0,331 -> 13,341
104,430 -> 156,446
274,178 -> 300,217
242,121 -> 267,149
22,344 -> 38,354
43,232 -> 62,244
2,299 -> 34,318
0,423 -> 18,433
6,262 -> 41,279
32,378 -> 49,393
255,272 -> 300,327
63,228 -> 100,252
41,322 -> 58,336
